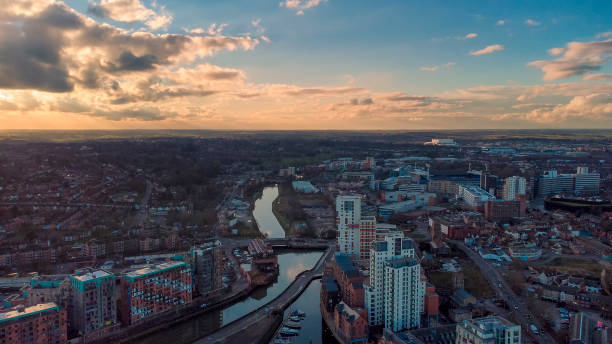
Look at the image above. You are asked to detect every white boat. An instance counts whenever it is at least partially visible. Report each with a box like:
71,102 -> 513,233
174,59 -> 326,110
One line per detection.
284,320 -> 302,329
280,327 -> 300,336
289,315 -> 301,322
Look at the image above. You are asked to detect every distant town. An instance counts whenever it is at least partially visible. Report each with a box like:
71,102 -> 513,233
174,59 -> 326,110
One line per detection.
0,130 -> 611,344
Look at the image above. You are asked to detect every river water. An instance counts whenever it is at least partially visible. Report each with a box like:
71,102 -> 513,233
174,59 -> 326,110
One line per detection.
134,185 -> 327,343
253,186 -> 286,238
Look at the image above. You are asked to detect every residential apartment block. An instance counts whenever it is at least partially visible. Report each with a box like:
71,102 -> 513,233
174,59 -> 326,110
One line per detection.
69,270 -> 117,337
120,261 -> 192,326
0,303 -> 67,344
365,232 -> 425,332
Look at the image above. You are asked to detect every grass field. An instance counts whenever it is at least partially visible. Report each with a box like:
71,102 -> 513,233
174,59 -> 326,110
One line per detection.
545,257 -> 604,278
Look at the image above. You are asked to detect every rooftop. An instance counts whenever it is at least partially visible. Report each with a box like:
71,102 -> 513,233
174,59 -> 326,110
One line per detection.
0,303 -> 58,323
124,261 -> 187,281
71,270 -> 112,282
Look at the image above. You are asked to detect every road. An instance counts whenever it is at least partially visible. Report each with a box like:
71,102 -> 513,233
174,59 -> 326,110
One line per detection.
450,240 -> 556,344
136,179 -> 152,226
196,247 -> 333,343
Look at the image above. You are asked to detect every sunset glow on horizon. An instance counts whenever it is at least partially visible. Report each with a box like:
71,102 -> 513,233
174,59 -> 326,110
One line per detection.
0,0 -> 611,130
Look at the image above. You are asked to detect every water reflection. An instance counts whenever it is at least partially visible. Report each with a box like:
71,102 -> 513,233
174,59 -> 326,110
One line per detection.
133,251 -> 322,344
221,251 -> 321,325
253,186 -> 285,238
279,280 -> 340,344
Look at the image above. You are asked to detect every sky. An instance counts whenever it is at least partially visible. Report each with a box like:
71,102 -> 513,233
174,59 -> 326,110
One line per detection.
0,0 -> 611,130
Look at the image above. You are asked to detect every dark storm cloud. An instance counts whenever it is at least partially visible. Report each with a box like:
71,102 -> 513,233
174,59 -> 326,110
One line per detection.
103,51 -> 159,72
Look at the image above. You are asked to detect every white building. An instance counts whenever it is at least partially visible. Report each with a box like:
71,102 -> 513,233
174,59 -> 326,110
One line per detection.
365,232 -> 425,331
456,316 -> 521,344
503,176 -> 526,201
457,186 -> 495,208
336,195 -> 362,256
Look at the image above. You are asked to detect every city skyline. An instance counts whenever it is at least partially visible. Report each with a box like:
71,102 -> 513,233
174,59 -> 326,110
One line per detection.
0,0 -> 611,130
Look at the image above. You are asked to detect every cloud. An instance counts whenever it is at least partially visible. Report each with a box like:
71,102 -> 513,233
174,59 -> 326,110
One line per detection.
88,0 -> 173,30
469,44 -> 504,55
528,38 -> 612,80
284,86 -> 364,96
595,32 -> 612,39
91,107 -> 168,121
464,33 -> 478,39
280,0 -> 327,15
421,62 -> 455,71
525,19 -> 541,26
583,74 -> 612,80
496,20 -> 505,26
548,47 -> 565,56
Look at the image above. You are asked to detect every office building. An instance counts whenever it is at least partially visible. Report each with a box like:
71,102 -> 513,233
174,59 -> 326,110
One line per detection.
456,316 -> 521,344
120,261 -> 192,326
70,270 -> 117,337
457,186 -> 495,209
365,232 -> 425,331
503,176 -> 526,201
574,167 -> 600,195
0,303 -> 67,344
191,240 -> 223,296
537,169 -> 598,197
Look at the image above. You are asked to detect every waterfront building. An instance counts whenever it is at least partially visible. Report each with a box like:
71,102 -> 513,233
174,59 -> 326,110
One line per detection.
120,261 -> 192,326
503,176 -> 526,201
191,240 -> 223,297
333,302 -> 368,344
332,253 -> 366,308
0,303 -> 67,344
365,232 -> 425,332
69,269 -> 117,337
456,316 -> 520,344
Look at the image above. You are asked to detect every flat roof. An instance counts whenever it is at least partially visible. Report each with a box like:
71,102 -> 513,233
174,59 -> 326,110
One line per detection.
0,303 -> 58,323
71,270 -> 112,282
124,261 -> 187,281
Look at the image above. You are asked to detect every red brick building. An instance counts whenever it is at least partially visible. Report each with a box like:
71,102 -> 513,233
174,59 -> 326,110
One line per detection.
0,303 -> 67,344
484,199 -> 526,220
120,261 -> 192,326
334,302 -> 368,344
332,253 -> 366,308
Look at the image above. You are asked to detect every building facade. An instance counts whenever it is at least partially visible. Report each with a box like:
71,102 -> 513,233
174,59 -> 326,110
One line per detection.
365,232 -> 425,332
503,176 -> 526,201
120,261 -> 192,326
336,195 -> 362,257
0,303 -> 67,344
69,270 -> 117,337
191,241 -> 223,297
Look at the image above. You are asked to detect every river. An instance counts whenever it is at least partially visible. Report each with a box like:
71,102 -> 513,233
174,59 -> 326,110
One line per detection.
133,185 -> 325,343
253,186 -> 286,238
